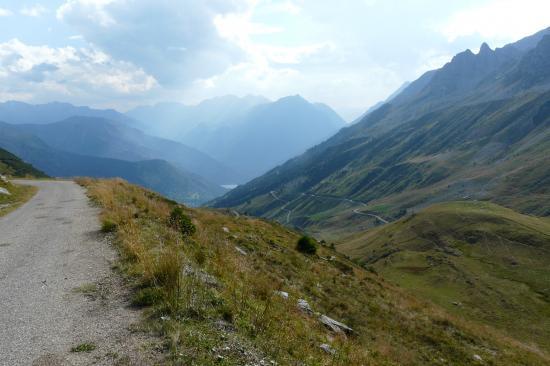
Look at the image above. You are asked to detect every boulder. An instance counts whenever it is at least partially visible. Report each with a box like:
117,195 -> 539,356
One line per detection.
275,291 -> 289,300
0,187 -> 11,196
297,299 -> 313,314
319,343 -> 336,355
319,314 -> 353,334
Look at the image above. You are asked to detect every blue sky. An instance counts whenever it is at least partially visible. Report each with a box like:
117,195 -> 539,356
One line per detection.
0,0 -> 549,120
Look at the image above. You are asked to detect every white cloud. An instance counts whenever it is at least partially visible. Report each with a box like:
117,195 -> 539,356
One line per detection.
0,39 -> 157,105
57,0 -> 245,86
21,4 -> 48,17
0,7 -> 12,16
441,0 -> 550,45
57,0 -> 117,27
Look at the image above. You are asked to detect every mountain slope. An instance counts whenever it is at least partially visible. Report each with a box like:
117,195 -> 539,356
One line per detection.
127,95 -> 269,141
0,101 -> 131,125
339,201 -> 550,353
0,122 -> 225,205
78,178 -> 550,365
212,29 -> 550,237
16,117 -> 238,185
185,95 -> 345,182
0,147 -> 47,178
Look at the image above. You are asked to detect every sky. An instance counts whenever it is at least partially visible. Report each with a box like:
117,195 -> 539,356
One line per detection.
0,0 -> 549,120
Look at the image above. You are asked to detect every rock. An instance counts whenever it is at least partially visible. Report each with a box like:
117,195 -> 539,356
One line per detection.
235,246 -> 247,256
0,175 -> 7,182
319,343 -> 335,355
223,227 -> 230,233
297,299 -> 313,314
182,264 -> 221,288
0,187 -> 11,196
275,291 -> 289,300
473,354 -> 483,362
319,314 -> 353,334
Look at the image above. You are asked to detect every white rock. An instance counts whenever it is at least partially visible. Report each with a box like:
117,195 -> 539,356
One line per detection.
0,187 -> 11,196
297,299 -> 313,313
275,291 -> 289,300
222,227 -> 230,233
235,246 -> 247,256
0,175 -> 7,182
473,354 -> 483,362
320,343 -> 335,355
319,314 -> 353,334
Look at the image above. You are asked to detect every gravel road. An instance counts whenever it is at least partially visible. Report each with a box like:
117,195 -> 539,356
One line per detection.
0,180 -> 161,366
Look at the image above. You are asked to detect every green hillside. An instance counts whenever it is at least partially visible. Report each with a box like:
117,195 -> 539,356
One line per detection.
212,32 -> 550,239
0,147 -> 47,178
340,201 -> 550,353
79,178 -> 549,365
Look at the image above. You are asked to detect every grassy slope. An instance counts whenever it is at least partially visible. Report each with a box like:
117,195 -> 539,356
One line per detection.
212,87 -> 550,240
0,148 -> 43,216
0,179 -> 37,217
340,201 -> 550,355
0,147 -> 47,178
79,178 -> 548,365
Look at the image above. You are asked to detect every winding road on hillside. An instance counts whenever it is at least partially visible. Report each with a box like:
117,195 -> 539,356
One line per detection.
0,180 -> 159,366
269,190 -> 389,225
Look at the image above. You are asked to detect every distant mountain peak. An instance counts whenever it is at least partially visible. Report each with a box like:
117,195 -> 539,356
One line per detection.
479,42 -> 492,55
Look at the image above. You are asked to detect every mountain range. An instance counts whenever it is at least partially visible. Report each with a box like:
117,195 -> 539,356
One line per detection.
212,28 -> 550,238
128,95 -> 346,182
0,122 -> 226,206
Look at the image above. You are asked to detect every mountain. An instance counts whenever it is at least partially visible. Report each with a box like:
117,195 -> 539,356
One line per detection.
184,95 -> 346,182
126,95 -> 269,140
129,95 -> 345,183
339,201 -> 550,353
16,117 -> 238,185
0,101 -> 131,125
0,122 -> 225,205
79,177 -> 550,365
211,29 -> 550,238
0,147 -> 47,178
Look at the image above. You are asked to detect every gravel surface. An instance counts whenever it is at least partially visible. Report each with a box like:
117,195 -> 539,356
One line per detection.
0,180 -> 162,366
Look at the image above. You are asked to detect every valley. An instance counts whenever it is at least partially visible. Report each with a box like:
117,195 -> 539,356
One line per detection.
0,6 -> 548,365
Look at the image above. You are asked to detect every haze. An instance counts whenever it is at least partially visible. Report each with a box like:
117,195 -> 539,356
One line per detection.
0,0 -> 549,120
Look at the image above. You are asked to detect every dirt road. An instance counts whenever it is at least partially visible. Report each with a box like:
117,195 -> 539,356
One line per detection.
0,180 -> 159,366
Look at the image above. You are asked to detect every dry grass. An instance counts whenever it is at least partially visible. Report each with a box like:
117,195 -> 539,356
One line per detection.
0,180 -> 37,217
78,178 -> 549,365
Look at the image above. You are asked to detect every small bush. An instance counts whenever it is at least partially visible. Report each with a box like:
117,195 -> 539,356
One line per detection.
71,343 -> 96,353
101,219 -> 117,233
296,236 -> 317,255
132,287 -> 163,307
169,206 -> 196,237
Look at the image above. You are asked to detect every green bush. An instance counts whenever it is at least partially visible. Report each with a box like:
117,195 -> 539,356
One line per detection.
169,206 -> 196,237
296,236 -> 317,255
131,287 -> 163,307
101,219 -> 117,233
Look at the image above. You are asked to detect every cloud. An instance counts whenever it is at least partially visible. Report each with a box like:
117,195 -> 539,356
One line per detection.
0,8 -> 12,16
0,39 -> 157,106
21,4 -> 48,17
57,0 -> 246,87
441,0 -> 550,44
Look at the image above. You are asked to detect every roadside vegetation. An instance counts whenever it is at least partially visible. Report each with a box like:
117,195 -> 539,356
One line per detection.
78,178 -> 549,365
0,179 -> 37,217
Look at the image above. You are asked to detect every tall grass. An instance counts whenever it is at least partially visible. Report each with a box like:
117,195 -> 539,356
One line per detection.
77,178 -> 550,365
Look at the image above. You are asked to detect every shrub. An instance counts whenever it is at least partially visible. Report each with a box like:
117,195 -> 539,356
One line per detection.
169,206 -> 196,237
296,236 -> 317,255
132,287 -> 163,307
101,219 -> 117,233
71,343 -> 96,353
